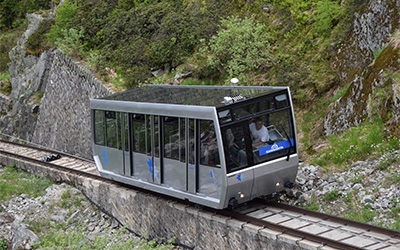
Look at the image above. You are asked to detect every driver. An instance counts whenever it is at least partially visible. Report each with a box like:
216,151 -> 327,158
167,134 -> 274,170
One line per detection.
249,118 -> 271,147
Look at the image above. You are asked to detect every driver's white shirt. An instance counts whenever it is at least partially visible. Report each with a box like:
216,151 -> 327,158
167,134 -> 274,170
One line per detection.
249,123 -> 269,144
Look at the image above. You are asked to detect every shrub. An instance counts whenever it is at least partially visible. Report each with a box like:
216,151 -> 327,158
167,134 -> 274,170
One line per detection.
26,18 -> 54,56
54,28 -> 85,57
46,0 -> 78,44
203,15 -> 273,79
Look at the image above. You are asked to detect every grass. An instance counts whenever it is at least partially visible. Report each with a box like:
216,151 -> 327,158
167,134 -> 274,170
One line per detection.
0,163 -> 54,203
32,226 -> 175,250
344,205 -> 375,223
310,120 -> 400,170
60,188 -> 85,209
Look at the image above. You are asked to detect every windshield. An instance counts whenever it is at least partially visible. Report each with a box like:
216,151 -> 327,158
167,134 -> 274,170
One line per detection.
219,92 -> 296,173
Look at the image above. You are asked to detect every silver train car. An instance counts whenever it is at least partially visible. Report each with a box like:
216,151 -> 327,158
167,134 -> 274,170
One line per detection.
91,85 -> 298,209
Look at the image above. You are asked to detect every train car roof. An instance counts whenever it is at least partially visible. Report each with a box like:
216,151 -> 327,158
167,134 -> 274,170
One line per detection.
100,85 -> 287,108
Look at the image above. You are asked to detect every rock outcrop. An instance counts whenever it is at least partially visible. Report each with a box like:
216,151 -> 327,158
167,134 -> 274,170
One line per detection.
325,0 -> 400,135
0,12 -> 111,159
0,14 -> 55,141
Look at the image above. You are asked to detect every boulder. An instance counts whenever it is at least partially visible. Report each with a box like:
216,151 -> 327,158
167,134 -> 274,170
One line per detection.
9,218 -> 39,250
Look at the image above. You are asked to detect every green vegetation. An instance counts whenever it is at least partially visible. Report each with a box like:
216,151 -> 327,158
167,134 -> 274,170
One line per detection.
311,121 -> 400,170
0,0 -> 50,30
60,188 -> 85,209
0,238 -> 6,250
0,163 -> 53,203
25,18 -> 54,56
33,226 -> 175,250
201,15 -> 272,82
34,0 -> 366,95
323,188 -> 340,202
344,205 -> 375,223
0,72 -> 11,95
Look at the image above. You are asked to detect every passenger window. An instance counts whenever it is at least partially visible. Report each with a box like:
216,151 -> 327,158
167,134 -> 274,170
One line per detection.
163,116 -> 180,160
123,113 -> 129,151
188,119 -> 195,165
106,111 -> 122,149
132,114 -> 146,153
154,116 -> 159,157
179,118 -> 186,163
94,110 -> 105,145
223,125 -> 248,173
200,120 -> 220,167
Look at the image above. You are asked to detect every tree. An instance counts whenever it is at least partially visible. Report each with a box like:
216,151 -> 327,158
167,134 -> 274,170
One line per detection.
0,0 -> 18,30
203,15 -> 273,80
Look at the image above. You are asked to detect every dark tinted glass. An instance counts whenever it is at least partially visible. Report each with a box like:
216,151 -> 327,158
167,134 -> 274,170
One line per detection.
102,86 -> 279,108
94,110 -> 105,145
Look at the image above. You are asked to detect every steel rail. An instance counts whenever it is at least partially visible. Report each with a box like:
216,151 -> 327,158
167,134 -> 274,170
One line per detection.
0,149 -> 102,180
209,207 -> 364,250
264,200 -> 400,240
0,139 -> 95,163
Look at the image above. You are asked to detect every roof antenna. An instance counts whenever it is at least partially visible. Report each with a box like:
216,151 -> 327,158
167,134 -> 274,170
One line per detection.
231,78 -> 239,87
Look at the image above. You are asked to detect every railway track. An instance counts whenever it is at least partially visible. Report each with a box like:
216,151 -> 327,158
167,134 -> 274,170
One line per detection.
0,139 -> 399,250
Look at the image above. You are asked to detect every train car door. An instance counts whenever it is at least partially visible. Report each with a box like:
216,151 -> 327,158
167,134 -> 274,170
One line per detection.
162,117 -> 187,191
187,119 -> 196,193
222,121 -> 255,201
131,114 -> 160,184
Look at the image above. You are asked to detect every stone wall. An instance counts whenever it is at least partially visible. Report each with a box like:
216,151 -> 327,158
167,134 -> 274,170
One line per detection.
32,50 -> 111,159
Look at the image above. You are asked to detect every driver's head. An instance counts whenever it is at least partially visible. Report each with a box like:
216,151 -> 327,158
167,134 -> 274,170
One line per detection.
255,118 -> 263,130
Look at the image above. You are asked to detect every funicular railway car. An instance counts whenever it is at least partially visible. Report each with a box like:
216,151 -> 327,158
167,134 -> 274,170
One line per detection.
91,85 -> 298,209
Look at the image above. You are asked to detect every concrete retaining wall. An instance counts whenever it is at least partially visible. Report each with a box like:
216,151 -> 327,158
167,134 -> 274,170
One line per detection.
0,154 -> 322,250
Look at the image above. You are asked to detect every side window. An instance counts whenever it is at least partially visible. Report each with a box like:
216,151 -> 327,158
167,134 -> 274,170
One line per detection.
199,120 -> 220,167
179,118 -> 186,163
94,110 -> 105,145
188,119 -> 195,165
132,114 -> 146,153
123,113 -> 129,151
164,117 -> 180,160
223,124 -> 248,173
105,111 -> 122,150
154,116 -> 159,157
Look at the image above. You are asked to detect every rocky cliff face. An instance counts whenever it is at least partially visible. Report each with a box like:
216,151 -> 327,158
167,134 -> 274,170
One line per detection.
325,0 -> 400,136
0,14 -> 55,141
0,13 -> 111,159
